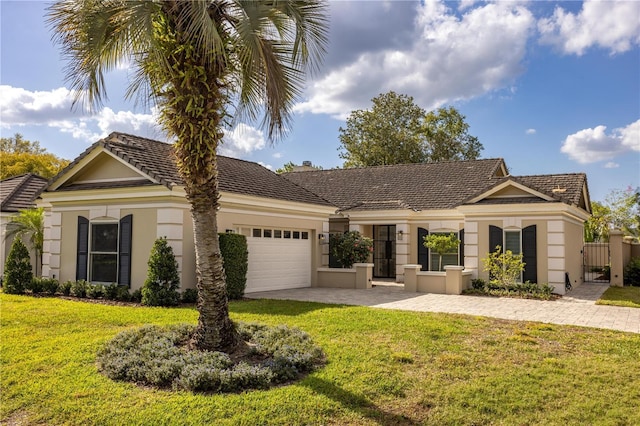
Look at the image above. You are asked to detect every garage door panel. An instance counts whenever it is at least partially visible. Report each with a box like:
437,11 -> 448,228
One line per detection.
244,235 -> 311,293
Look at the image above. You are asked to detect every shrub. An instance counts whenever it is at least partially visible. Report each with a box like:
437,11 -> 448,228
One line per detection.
625,257 -> 640,286
104,283 -> 120,300
39,277 -> 60,295
60,280 -> 73,296
87,283 -> 105,299
115,286 -> 131,302
71,280 -> 88,298
423,233 -> 460,271
471,278 -> 486,290
330,231 -> 373,268
482,246 -> 525,287
3,239 -> 32,294
219,233 -> 248,300
97,322 -> 324,393
142,237 -> 180,306
181,288 -> 198,303
130,289 -> 142,303
28,277 -> 45,294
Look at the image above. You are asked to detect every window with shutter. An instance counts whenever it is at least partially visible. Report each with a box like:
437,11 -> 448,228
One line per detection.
76,216 -> 89,280
417,228 -> 429,271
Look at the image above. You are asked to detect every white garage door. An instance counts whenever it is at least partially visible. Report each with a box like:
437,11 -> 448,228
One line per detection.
244,228 -> 312,293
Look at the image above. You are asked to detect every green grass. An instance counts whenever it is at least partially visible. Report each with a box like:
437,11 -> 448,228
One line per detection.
2,294 -> 640,425
597,286 -> 640,308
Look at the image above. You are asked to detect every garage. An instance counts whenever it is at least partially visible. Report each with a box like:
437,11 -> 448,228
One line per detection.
244,227 -> 312,293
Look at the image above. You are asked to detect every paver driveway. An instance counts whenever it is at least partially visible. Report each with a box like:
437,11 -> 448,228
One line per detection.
246,282 -> 640,334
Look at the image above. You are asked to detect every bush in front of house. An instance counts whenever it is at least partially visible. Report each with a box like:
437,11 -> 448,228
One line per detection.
142,237 -> 180,306
38,277 -> 60,295
219,233 -> 248,300
625,257 -> 640,286
330,231 -> 373,268
87,283 -> 105,299
60,280 -> 73,296
464,278 -> 554,300
96,322 -> 324,393
71,280 -> 88,298
181,288 -> 198,304
3,239 -> 32,294
482,246 -> 525,287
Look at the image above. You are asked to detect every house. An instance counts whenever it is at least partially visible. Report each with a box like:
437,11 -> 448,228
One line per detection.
38,132 -> 591,295
1,173 -> 49,276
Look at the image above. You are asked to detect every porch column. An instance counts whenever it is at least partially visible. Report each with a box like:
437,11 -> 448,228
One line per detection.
445,265 -> 465,295
354,263 -> 373,289
609,230 -> 624,287
403,264 -> 421,292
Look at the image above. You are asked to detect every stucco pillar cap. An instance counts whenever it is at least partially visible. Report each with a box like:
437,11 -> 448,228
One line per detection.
444,265 -> 465,271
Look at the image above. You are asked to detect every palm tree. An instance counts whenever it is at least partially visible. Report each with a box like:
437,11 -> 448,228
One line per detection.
47,0 -> 328,352
6,208 -> 44,276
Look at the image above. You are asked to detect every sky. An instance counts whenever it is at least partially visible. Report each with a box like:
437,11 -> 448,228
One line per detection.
1,0 -> 639,203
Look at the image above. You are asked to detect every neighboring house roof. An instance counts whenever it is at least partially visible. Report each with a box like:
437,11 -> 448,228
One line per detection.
49,132 -> 332,207
282,159 -> 508,212
0,173 -> 49,212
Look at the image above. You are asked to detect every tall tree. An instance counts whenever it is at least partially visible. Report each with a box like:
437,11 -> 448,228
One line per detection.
48,0 -> 328,352
584,187 -> 640,242
338,91 -> 483,167
0,133 -> 69,179
338,92 -> 426,167
423,106 -> 483,162
5,208 -> 44,276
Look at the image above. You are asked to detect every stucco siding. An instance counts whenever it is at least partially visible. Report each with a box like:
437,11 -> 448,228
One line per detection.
564,220 -> 584,290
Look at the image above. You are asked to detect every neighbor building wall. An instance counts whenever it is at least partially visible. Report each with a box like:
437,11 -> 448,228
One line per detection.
563,219 -> 584,290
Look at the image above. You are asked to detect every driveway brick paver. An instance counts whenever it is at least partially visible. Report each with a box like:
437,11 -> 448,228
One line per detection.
246,282 -> 640,334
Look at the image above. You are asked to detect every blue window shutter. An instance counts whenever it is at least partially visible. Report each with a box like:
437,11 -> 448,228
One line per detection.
118,215 -> 133,287
76,216 -> 89,280
522,225 -> 537,283
418,228 -> 429,271
489,225 -> 503,253
459,229 -> 465,266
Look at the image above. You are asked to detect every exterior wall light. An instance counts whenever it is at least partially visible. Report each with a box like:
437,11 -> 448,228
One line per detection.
397,230 -> 404,241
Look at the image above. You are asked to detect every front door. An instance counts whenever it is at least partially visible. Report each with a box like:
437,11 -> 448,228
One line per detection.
373,225 -> 396,278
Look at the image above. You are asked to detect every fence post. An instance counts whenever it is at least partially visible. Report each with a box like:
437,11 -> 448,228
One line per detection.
609,230 -> 624,287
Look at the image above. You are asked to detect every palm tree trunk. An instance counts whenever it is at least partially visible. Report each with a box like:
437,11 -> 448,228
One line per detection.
186,167 -> 238,352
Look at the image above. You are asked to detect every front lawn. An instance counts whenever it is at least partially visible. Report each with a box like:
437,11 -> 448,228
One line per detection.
2,294 -> 640,425
597,286 -> 640,308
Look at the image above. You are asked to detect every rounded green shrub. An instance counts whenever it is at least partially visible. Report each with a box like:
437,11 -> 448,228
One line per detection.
97,322 -> 324,393
329,231 -> 373,268
3,238 -> 32,294
219,233 -> 248,300
142,237 -> 180,306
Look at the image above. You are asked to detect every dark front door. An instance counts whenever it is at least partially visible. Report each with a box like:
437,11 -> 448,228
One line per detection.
373,225 -> 396,278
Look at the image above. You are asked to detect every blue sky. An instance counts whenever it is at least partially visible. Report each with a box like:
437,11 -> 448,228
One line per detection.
1,0 -> 638,203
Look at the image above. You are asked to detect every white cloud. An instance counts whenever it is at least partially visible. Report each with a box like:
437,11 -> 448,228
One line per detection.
272,152 -> 283,159
526,128 -> 536,135
604,162 -> 620,169
295,1 -> 535,119
561,119 -> 640,164
0,85 -> 164,143
538,0 -> 640,55
219,123 -> 267,158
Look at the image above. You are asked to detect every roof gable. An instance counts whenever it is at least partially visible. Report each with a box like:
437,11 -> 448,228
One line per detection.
46,132 -> 332,207
0,173 -> 48,212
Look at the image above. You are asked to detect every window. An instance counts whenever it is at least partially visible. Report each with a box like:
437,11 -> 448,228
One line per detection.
274,230 -> 282,238
504,230 -> 521,254
428,232 -> 460,271
252,228 -> 262,238
263,229 -> 272,238
77,215 -> 132,286
90,223 -> 118,283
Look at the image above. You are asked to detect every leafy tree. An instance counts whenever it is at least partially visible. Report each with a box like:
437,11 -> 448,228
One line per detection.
3,238 -> 33,294
330,231 -> 373,268
142,237 -> 180,306
423,233 -> 460,271
48,0 -> 327,352
338,91 -> 483,167
0,133 -> 69,179
276,161 -> 296,174
423,106 -> 483,162
5,208 -> 44,276
339,92 -> 426,167
585,187 -> 639,242
482,246 -> 525,287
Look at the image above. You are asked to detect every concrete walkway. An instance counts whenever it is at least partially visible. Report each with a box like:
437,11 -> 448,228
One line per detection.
246,282 -> 640,334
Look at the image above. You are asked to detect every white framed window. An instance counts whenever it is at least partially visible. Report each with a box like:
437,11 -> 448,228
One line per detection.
90,222 -> 119,283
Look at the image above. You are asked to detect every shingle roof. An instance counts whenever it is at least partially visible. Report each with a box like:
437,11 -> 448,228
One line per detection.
514,173 -> 589,208
0,173 -> 49,212
52,132 -> 332,207
282,159 -> 507,211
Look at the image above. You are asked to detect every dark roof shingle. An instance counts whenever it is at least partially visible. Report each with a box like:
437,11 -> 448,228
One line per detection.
0,173 -> 49,212
283,159 -> 507,211
52,132 -> 332,207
